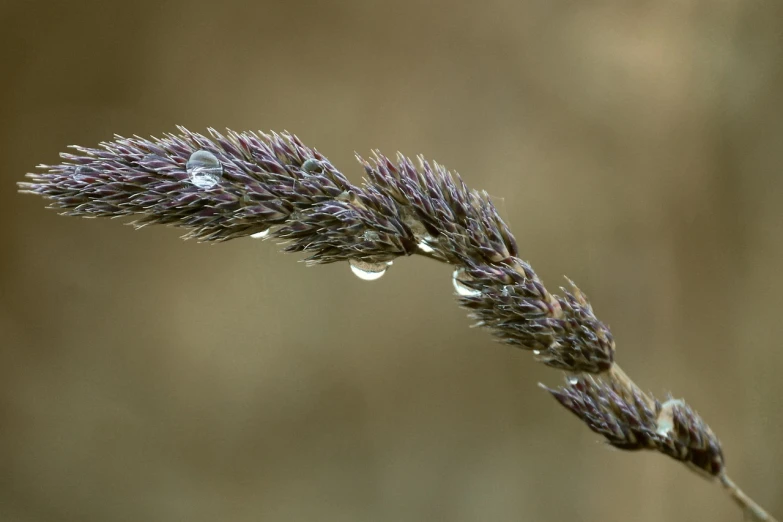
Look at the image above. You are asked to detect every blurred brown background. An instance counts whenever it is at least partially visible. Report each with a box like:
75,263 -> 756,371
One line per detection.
1,1 -> 781,521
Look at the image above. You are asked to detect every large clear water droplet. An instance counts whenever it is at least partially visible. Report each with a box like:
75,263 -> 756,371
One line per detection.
186,150 -> 222,189
350,259 -> 392,281
452,269 -> 481,297
251,229 -> 270,239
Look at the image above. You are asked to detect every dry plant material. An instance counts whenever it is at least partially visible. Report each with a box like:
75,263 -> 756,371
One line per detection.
19,127 -> 778,521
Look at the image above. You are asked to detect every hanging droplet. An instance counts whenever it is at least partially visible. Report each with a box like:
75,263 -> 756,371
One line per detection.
251,229 -> 270,239
186,150 -> 222,189
452,269 -> 481,297
533,350 -> 541,355
568,376 -> 579,385
350,259 -> 392,281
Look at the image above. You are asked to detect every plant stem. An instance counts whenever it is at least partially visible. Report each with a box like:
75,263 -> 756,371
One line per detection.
720,473 -> 778,522
612,364 -> 778,521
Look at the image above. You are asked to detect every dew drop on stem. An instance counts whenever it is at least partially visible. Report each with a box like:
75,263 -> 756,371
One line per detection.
350,259 -> 392,281
251,229 -> 270,239
186,150 -> 222,189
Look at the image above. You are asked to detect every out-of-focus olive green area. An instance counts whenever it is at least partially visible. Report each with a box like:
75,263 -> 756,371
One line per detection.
1,1 -> 781,521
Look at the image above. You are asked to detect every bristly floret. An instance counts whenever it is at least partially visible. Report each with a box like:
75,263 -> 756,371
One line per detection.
543,375 -> 724,477
358,152 -> 519,266
458,270 -> 615,373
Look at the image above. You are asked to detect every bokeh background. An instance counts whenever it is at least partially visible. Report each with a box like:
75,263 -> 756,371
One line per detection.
1,1 -> 781,521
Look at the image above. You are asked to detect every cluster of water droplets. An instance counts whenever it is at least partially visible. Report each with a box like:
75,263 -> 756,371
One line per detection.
349,259 -> 393,281
186,150 -> 223,189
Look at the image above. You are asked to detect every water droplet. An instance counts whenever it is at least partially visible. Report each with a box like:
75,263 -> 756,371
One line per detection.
73,166 -> 96,180
251,229 -> 270,239
452,269 -> 481,297
418,241 -> 435,253
568,376 -> 579,385
350,259 -> 392,281
656,399 -> 684,436
363,230 -> 380,242
186,150 -> 222,189
302,158 -> 322,173
336,190 -> 356,202
533,350 -> 541,355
